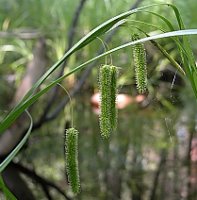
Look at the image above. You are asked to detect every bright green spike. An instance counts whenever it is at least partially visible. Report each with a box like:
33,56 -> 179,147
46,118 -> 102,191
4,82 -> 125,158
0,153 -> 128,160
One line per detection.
132,33 -> 147,94
65,128 -> 80,194
99,65 -> 118,138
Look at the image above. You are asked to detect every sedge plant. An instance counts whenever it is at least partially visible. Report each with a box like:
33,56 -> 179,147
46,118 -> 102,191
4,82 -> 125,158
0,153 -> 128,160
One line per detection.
0,3 -> 197,198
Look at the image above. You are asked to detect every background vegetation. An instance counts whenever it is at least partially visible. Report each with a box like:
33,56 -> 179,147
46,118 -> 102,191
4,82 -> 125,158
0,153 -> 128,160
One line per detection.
0,0 -> 197,199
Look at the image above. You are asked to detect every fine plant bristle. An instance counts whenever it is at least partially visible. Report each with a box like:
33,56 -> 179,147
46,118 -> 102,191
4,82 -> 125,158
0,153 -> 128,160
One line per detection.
131,33 -> 147,94
65,128 -> 80,194
99,65 -> 118,138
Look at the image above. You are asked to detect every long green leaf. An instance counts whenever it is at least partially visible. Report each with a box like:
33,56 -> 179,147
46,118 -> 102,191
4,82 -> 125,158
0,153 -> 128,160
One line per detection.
0,4 -> 160,132
1,4 -> 176,119
1,4 -> 197,134
0,175 -> 17,200
14,4 -> 159,102
169,4 -> 197,98
1,29 -> 197,134
0,3 -> 164,132
0,110 -> 33,172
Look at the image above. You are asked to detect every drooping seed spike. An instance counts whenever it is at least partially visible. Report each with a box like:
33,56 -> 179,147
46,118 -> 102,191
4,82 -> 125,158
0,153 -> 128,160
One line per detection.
65,128 -> 80,194
99,65 -> 118,138
132,33 -> 147,94
99,65 -> 112,138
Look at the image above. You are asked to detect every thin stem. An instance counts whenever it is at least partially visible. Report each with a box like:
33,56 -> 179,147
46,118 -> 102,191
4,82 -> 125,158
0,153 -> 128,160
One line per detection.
57,84 -> 74,127
96,37 -> 112,64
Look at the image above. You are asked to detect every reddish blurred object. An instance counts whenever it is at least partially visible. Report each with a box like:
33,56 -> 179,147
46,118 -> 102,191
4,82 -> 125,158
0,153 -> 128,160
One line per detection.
191,138 -> 197,162
190,137 -> 197,191
90,92 -> 145,115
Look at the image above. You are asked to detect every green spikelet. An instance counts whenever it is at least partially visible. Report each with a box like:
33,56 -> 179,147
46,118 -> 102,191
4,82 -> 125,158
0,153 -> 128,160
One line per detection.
65,128 -> 80,194
99,65 -> 118,138
132,33 -> 147,93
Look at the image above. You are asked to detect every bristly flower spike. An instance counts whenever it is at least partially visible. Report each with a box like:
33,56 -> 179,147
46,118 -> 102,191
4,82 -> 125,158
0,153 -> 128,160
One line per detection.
99,65 -> 118,138
65,128 -> 80,194
131,33 -> 147,94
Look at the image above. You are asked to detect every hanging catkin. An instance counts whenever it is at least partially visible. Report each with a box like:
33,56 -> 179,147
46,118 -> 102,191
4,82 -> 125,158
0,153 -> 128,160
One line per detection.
99,65 -> 118,138
65,128 -> 80,194
132,33 -> 147,93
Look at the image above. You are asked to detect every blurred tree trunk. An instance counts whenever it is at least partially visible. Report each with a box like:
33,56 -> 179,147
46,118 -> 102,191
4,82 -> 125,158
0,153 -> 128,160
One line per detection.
187,121 -> 197,200
0,37 -> 47,157
0,37 -> 48,199
149,149 -> 167,200
2,162 -> 35,200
